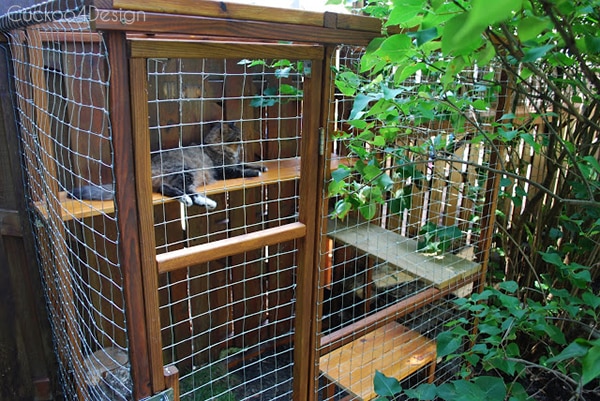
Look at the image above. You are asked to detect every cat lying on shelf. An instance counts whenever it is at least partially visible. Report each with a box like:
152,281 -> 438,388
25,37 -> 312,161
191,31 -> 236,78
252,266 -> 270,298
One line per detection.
69,122 -> 266,210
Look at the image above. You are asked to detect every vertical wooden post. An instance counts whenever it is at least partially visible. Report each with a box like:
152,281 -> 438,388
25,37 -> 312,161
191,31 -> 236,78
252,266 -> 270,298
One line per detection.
293,54 -> 324,401
104,31 -> 152,399
129,57 -> 168,393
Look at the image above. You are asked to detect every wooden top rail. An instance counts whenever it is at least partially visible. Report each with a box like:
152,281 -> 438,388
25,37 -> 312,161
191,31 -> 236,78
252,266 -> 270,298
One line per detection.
328,221 -> 481,290
91,9 -> 380,46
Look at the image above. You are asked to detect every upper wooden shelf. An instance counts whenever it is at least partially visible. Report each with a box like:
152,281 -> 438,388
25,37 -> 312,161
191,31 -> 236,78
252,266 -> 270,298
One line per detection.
328,221 -> 481,290
36,158 -> 300,221
35,156 -> 350,222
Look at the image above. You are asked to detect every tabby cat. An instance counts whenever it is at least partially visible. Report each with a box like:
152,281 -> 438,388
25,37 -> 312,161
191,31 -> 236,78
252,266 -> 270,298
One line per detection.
69,123 -> 266,210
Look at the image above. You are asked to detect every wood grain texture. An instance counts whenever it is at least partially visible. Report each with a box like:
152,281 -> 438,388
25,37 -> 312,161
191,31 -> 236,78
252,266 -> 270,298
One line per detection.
292,53 -> 324,401
105,31 -> 152,398
112,0 -> 325,26
49,158 -> 302,221
320,321 -> 436,400
93,10 -> 378,46
156,222 -> 306,273
328,222 -> 481,289
129,57 -> 166,393
129,38 -> 324,60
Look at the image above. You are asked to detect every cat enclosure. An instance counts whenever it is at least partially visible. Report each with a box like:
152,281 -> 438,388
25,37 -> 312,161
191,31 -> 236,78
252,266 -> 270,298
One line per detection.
1,1 -> 504,400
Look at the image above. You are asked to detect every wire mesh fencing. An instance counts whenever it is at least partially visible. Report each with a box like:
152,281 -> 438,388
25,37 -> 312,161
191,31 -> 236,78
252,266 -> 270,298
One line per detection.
316,45 -> 505,400
6,12 -> 132,401
4,2 -> 507,400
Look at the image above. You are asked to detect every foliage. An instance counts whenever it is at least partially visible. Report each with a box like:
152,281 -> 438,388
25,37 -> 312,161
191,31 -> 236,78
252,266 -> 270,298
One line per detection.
238,59 -> 304,107
326,0 -> 600,399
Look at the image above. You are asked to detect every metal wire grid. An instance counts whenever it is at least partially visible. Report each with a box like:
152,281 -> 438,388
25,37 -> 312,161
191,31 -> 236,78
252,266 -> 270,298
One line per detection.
8,17 -> 132,401
159,246 -> 298,401
147,58 -> 303,251
148,57 -> 303,399
316,46 -> 501,399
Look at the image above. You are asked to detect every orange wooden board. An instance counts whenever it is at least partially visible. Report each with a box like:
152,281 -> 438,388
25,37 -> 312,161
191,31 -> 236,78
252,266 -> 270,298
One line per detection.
319,321 -> 436,400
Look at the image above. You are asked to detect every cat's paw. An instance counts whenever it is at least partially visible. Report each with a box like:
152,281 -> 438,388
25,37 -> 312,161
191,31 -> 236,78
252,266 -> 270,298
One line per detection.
180,195 -> 194,207
243,169 -> 261,177
192,194 -> 217,210
204,198 -> 217,210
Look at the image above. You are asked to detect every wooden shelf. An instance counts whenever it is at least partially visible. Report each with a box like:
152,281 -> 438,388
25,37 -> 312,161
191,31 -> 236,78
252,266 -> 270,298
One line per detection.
328,221 -> 481,290
319,321 -> 436,400
36,158 -> 301,221
35,156 -> 351,222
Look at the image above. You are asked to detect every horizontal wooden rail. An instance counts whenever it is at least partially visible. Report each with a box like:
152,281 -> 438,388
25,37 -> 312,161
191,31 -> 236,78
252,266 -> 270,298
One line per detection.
91,10 -> 379,46
156,222 -> 306,273
129,38 -> 324,59
319,272 -> 481,355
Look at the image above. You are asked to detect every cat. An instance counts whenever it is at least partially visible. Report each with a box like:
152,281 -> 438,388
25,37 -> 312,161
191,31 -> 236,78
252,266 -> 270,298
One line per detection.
69,123 -> 266,210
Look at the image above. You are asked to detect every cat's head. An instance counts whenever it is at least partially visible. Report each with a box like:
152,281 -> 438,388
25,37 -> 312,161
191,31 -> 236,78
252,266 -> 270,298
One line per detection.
203,122 -> 242,145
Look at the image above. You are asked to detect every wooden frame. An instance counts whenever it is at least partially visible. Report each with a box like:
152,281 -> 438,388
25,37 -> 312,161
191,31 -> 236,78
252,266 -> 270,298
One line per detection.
2,2 -> 504,401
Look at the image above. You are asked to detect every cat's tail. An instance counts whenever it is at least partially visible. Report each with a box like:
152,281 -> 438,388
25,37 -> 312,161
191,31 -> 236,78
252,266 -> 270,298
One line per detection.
68,184 -> 115,201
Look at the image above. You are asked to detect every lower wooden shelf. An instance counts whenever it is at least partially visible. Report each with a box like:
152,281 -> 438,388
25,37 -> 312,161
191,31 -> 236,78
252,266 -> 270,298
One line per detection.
328,221 -> 481,290
319,321 -> 436,401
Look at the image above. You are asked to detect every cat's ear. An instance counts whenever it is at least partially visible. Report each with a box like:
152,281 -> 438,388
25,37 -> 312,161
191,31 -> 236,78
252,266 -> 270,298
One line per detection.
228,121 -> 236,129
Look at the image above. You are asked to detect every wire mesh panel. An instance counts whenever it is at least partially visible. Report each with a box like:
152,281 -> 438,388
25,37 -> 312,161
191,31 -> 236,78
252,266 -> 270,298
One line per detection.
316,45 -> 504,400
6,16 -> 133,401
147,57 -> 304,400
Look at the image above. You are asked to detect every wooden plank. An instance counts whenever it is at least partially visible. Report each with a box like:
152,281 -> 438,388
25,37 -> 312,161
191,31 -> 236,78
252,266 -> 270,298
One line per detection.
156,222 -> 306,273
328,222 -> 481,289
332,12 -> 382,32
129,57 -> 165,392
292,54 -> 324,401
92,10 -> 378,46
105,31 -> 152,399
0,209 -> 21,236
319,321 -> 436,401
129,39 -> 324,60
49,157 -> 301,221
111,0 -> 325,27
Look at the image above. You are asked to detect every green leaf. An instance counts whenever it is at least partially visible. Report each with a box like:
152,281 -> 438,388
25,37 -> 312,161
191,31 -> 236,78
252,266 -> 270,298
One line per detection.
359,202 -> 377,220
498,281 -> 518,293
332,199 -> 352,219
374,34 -> 413,62
409,27 -> 439,46
582,344 -> 600,385
472,376 -> 507,401
386,0 -> 422,27
350,94 -> 375,120
437,331 -> 463,358
546,340 -> 589,364
373,370 -> 402,396
404,382 -> 437,400
521,44 -> 555,63
463,0 -> 521,37
517,16 -> 549,41
540,251 -> 564,268
442,13 -> 483,56
331,166 -> 351,182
